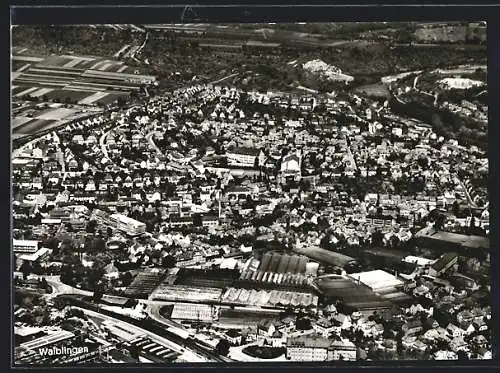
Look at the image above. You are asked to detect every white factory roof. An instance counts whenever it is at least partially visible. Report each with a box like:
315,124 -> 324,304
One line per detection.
220,257 -> 238,270
14,326 -> 43,337
402,256 -> 436,266
348,270 -> 404,291
19,247 -> 51,262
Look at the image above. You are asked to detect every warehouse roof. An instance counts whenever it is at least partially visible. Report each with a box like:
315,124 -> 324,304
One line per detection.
348,270 -> 404,291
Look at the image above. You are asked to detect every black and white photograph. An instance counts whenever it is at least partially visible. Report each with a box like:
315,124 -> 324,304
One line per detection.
11,21 -> 490,365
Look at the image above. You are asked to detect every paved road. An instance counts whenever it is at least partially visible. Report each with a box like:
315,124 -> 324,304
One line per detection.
147,304 -> 182,328
452,173 -> 477,209
145,131 -> 163,156
52,132 -> 69,182
42,275 -> 229,310
147,304 -> 234,363
48,287 -> 230,362
44,276 -> 93,298
99,126 -> 113,160
99,122 -> 128,170
132,32 -> 149,58
209,73 -> 238,86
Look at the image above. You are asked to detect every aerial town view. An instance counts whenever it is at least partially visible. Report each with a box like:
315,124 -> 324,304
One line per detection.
11,22 -> 490,364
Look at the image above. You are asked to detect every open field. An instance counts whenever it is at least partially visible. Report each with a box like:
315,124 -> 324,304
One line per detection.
317,277 -> 394,310
217,308 -> 280,328
175,275 -> 237,289
11,102 -> 96,139
13,118 -> 58,135
44,89 -> 94,102
11,52 -> 154,109
11,51 -> 155,138
354,83 -> 391,99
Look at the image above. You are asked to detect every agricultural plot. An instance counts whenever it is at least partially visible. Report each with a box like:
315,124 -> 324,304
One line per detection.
71,57 -> 125,72
14,87 -> 40,97
14,119 -> 58,135
12,55 -> 44,63
12,103 -> 83,137
94,92 -> 130,105
78,92 -> 113,105
12,117 -> 33,130
354,83 -> 391,98
29,88 -> 55,98
12,46 -> 27,54
37,107 -> 78,121
11,61 -> 30,72
45,89 -> 94,102
42,55 -> 75,67
11,52 -> 154,112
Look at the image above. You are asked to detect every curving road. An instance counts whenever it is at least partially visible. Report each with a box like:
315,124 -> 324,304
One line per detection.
145,131 -> 163,156
73,306 -> 209,363
99,122 -> 130,171
147,304 -> 234,363
208,73 -> 238,86
39,275 -> 233,362
455,174 -> 478,209
44,275 -> 93,297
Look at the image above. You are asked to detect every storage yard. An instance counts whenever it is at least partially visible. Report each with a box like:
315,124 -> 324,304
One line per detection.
124,269 -> 165,298
150,285 -> 223,303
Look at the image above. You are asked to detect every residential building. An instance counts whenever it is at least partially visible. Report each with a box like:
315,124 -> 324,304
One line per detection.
226,147 -> 264,167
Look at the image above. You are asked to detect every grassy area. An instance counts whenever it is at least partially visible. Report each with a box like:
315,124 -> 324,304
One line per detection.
218,308 -> 279,327
14,119 -> 57,135
95,92 -> 129,106
45,89 -> 94,103
354,83 -> 391,99
242,345 -> 285,359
